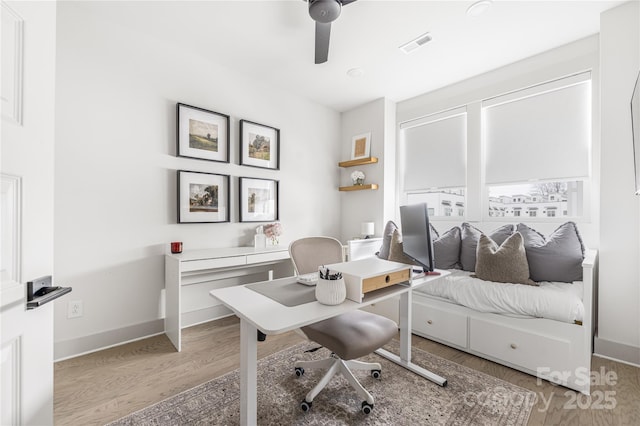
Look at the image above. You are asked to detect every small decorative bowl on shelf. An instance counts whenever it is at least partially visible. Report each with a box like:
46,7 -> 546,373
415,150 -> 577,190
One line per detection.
351,170 -> 365,186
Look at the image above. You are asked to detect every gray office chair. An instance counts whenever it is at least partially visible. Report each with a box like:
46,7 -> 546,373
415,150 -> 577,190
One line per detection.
289,237 -> 398,415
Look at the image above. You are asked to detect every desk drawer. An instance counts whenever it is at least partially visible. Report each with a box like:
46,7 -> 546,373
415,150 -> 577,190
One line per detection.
182,256 -> 246,272
362,269 -> 410,293
412,302 -> 468,348
469,318 -> 572,373
246,250 -> 289,264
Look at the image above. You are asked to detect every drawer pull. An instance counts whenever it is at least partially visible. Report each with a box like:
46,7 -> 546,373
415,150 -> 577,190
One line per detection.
510,343 -> 517,350
385,275 -> 390,283
427,320 -> 433,325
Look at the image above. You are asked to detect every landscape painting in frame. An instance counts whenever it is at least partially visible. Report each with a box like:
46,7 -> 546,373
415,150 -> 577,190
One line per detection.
239,177 -> 279,222
178,170 -> 229,223
177,103 -> 229,162
240,119 -> 280,170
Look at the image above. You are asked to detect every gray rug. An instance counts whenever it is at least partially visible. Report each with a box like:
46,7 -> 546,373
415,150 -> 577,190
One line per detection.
108,340 -> 536,425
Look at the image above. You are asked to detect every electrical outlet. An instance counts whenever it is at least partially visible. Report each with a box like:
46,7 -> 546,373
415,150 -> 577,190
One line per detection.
68,300 -> 83,319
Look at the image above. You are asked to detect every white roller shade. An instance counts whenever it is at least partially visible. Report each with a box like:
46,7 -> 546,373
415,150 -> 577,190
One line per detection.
400,109 -> 466,191
483,73 -> 591,184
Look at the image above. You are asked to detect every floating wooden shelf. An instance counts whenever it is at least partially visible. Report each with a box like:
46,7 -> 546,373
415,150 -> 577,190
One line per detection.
338,157 -> 379,168
339,184 -> 379,192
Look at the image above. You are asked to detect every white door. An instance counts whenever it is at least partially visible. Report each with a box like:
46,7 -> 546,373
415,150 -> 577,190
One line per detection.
1,1 -> 57,424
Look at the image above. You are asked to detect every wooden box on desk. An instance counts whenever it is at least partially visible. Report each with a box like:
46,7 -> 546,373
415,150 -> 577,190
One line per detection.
325,257 -> 411,303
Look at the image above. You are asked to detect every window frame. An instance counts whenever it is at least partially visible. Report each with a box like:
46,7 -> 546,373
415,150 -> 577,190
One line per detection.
398,106 -> 468,221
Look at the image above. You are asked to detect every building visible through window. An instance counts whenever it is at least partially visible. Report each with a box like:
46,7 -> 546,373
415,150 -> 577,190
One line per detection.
407,189 -> 465,218
488,181 -> 581,218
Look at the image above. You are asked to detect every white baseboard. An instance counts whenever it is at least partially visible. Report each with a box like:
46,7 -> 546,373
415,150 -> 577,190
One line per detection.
593,336 -> 640,367
54,319 -> 164,361
182,305 -> 233,329
54,307 -> 238,361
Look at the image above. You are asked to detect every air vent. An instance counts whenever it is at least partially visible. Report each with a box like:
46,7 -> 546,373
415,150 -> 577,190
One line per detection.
399,32 -> 433,54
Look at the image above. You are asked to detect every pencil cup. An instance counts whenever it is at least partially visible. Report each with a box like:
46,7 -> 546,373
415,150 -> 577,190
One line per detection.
315,277 -> 346,305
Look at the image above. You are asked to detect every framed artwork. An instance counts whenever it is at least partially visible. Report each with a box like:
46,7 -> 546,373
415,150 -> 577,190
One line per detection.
177,170 -> 229,223
240,119 -> 280,170
239,177 -> 279,222
351,132 -> 371,160
176,103 -> 230,162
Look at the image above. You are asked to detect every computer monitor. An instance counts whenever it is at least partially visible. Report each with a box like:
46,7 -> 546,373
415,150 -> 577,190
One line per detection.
399,203 -> 438,274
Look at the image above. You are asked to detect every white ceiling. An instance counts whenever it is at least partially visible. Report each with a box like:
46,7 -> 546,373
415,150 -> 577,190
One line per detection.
83,0 -> 623,112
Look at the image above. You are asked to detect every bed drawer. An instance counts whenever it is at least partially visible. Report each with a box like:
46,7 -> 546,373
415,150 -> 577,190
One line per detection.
469,318 -> 572,373
412,303 -> 468,348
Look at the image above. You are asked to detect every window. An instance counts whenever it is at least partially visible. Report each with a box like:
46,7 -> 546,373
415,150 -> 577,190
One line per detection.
487,181 -> 583,218
399,107 -> 467,218
398,71 -> 592,223
483,72 -> 590,219
406,188 -> 465,218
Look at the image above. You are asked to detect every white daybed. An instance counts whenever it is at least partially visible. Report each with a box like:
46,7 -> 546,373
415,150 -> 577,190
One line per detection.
410,249 -> 597,395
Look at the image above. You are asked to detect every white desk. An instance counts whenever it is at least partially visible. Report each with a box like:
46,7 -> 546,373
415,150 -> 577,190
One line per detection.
165,246 -> 290,351
210,267 -> 449,425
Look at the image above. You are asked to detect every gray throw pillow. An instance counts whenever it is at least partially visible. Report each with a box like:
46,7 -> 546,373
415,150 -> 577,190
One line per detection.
388,229 -> 420,266
377,221 -> 398,260
429,223 -> 440,240
432,226 -> 461,269
460,223 -> 515,271
517,222 -> 585,283
474,232 -> 537,286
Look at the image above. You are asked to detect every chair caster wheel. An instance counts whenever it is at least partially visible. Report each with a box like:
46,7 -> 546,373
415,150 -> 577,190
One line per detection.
361,401 -> 373,414
295,367 -> 304,377
301,399 -> 312,412
371,369 -> 381,379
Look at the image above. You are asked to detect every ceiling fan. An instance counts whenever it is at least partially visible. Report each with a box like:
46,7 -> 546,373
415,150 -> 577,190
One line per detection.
307,0 -> 358,64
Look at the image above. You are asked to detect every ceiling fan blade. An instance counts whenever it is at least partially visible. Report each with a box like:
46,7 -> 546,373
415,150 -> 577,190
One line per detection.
341,0 -> 358,5
315,21 -> 331,64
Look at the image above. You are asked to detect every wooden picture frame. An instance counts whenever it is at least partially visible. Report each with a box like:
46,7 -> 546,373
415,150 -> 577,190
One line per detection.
351,132 -> 371,160
176,103 -> 230,163
239,177 -> 279,222
177,170 -> 230,223
239,119 -> 280,170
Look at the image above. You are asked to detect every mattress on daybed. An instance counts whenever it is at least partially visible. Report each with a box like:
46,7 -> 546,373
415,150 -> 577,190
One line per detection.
414,270 -> 584,323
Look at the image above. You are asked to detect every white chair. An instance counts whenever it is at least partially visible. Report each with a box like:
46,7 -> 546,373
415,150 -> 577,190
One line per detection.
289,237 -> 398,415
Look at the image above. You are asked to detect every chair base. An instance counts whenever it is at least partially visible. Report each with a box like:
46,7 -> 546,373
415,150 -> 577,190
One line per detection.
295,356 -> 382,407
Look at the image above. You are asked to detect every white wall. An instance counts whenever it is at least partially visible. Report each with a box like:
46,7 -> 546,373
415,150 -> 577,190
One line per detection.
597,1 -> 640,364
396,35 -> 601,247
1,1 -> 57,423
340,98 -> 396,242
53,2 -> 341,358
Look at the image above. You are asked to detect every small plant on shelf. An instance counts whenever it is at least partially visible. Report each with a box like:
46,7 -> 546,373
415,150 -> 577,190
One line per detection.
351,170 -> 365,185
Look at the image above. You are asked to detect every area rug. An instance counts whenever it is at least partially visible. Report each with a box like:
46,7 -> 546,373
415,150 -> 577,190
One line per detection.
108,340 -> 536,425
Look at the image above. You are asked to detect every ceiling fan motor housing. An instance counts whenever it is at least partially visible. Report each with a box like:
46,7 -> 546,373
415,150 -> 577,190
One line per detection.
309,0 -> 342,23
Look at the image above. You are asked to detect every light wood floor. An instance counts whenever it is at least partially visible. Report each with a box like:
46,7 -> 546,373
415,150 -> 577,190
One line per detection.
55,316 -> 640,425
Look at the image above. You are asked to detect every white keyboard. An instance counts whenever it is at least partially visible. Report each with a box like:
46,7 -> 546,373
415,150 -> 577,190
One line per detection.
296,272 -> 319,286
